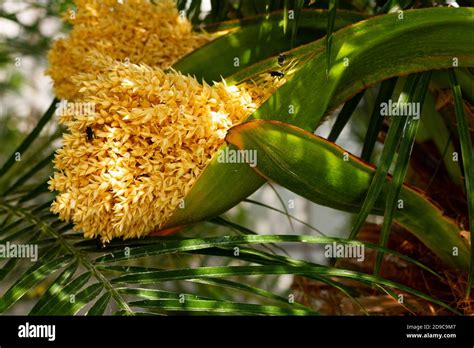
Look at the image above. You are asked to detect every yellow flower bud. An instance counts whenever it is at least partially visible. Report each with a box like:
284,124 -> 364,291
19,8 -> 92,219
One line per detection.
46,0 -> 211,101
49,59 -> 283,242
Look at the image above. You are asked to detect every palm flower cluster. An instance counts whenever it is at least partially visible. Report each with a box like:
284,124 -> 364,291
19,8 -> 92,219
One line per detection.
47,0 -> 284,241
46,0 -> 211,101
49,58 -> 283,242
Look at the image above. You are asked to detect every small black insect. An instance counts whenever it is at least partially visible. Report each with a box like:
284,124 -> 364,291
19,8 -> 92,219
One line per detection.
270,71 -> 285,78
95,236 -> 105,249
277,54 -> 286,66
86,126 -> 95,142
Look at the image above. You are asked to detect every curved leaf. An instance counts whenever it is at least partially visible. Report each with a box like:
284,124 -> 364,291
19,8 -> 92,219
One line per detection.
0,254 -> 72,313
52,283 -> 103,316
111,265 -> 459,314
87,291 -> 111,316
129,299 -> 316,316
30,262 -> 78,315
175,9 -> 367,81
94,234 -> 439,276
226,120 -> 470,269
36,272 -> 92,315
449,70 -> 474,295
166,7 -> 474,230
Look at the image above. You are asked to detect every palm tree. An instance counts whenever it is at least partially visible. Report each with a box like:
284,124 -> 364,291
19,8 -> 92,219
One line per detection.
0,0 -> 472,315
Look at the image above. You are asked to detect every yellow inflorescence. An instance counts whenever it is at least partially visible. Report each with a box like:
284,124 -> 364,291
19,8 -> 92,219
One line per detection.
49,59 -> 283,242
46,0 -> 211,101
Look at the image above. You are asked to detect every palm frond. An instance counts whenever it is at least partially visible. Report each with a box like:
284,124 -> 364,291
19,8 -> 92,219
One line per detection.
449,69 -> 474,297
374,72 -> 432,275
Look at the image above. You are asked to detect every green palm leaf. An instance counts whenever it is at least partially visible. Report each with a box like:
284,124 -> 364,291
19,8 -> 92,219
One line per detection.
226,119 -> 470,269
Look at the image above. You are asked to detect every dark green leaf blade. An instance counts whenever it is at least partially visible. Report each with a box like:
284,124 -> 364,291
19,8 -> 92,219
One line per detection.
348,74 -> 421,241
37,272 -> 92,315
0,254 -> 72,313
361,78 -> 398,161
449,69 -> 474,297
328,91 -> 364,142
30,262 -> 78,315
0,98 -> 58,178
87,291 -> 111,316
111,265 -> 458,314
375,72 -> 432,275
54,283 -> 103,316
129,299 -> 316,316
326,0 -> 338,76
